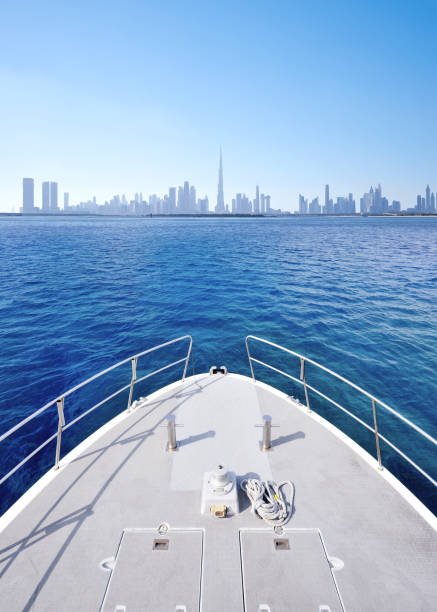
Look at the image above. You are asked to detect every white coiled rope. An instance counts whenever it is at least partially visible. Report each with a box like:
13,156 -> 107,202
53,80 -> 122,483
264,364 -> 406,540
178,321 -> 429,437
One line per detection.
240,478 -> 294,526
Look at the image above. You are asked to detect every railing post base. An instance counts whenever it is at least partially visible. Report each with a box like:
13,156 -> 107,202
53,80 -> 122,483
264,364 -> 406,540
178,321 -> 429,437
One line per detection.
166,415 -> 178,452
261,415 -> 272,451
243,335 -> 436,489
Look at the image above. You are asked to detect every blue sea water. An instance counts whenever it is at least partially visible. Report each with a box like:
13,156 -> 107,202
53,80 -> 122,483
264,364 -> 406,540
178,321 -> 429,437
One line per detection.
0,215 -> 436,514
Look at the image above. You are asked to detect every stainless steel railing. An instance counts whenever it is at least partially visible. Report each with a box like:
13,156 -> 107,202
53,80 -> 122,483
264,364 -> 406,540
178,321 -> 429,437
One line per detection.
0,335 -> 192,485
245,335 -> 436,486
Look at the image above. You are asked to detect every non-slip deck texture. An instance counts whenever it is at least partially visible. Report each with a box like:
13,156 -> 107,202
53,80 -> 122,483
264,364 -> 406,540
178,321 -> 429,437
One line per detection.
0,374 -> 435,611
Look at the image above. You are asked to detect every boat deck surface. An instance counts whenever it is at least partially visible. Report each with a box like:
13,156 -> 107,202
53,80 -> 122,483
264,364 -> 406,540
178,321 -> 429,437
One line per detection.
0,373 -> 435,611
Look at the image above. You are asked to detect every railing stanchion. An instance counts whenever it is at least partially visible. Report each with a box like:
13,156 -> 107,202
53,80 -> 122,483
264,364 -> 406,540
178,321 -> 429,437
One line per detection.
127,357 -> 138,411
300,358 -> 311,413
0,335 -> 193,487
372,399 -> 383,470
166,415 -> 178,451
262,415 -> 272,451
246,337 -> 255,381
243,335 -> 436,486
54,398 -> 65,470
182,337 -> 192,382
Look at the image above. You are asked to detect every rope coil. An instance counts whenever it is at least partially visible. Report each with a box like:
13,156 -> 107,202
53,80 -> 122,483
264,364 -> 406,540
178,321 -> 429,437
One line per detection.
240,478 -> 294,526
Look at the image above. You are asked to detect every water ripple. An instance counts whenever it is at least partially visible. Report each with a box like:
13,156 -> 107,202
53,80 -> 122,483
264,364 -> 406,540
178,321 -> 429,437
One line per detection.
0,215 -> 436,511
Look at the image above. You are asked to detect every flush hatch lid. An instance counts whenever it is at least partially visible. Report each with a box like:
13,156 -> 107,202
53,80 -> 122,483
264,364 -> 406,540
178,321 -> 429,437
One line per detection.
240,528 -> 344,612
101,528 -> 203,611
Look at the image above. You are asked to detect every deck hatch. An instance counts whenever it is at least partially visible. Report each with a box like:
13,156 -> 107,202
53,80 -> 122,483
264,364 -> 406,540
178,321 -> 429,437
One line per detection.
101,528 -> 203,611
240,528 -> 344,612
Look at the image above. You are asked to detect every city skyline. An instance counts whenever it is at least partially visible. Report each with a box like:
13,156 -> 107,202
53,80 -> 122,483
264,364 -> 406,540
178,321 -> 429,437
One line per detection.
19,150 -> 276,216
20,166 -> 436,217
1,2 -> 436,212
18,149 -> 437,217
18,151 -> 272,215
11,171 -> 437,216
12,150 -> 437,216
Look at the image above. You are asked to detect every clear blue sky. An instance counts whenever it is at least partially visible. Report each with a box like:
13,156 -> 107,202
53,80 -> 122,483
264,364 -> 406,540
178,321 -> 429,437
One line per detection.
1,0 -> 436,211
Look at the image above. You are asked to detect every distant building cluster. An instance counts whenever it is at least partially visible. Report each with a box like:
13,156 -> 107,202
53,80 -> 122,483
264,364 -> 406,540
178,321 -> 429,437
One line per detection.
22,176 -> 211,216
298,184 -> 436,215
79,183 -> 210,216
22,178 -> 60,214
299,185 -> 357,214
359,185 -> 400,214
412,185 -> 436,214
231,188 -> 271,215
299,185 -> 356,215
20,151 -> 277,217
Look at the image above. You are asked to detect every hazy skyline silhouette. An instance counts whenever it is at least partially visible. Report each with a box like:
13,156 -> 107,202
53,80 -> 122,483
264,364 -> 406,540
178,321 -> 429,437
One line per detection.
1,1 -> 436,212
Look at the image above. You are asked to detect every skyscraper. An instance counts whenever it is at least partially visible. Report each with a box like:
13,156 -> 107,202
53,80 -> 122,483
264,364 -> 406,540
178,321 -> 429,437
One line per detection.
64,192 -> 69,210
183,181 -> 190,212
425,185 -> 431,211
309,197 -> 320,214
168,187 -> 176,213
298,194 -> 308,214
42,182 -> 50,211
215,148 -> 225,213
22,178 -> 34,213
42,181 -> 58,212
189,185 -> 197,212
50,182 -> 58,211
372,184 -> 382,214
323,184 -> 334,214
198,196 -> 209,214
177,186 -> 184,210
253,185 -> 260,214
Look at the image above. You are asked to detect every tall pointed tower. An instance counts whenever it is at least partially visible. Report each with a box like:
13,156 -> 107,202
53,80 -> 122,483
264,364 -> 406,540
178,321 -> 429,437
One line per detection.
215,148 -> 225,213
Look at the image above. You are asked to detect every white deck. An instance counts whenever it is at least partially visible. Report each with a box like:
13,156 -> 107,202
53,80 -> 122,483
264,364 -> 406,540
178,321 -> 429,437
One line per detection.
0,373 -> 435,611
